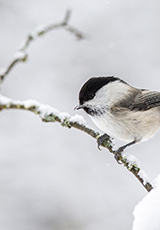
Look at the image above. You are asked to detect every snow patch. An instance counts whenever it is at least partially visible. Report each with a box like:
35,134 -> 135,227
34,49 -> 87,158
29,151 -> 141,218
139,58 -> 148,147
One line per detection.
23,99 -> 61,117
0,68 -> 7,76
69,114 -> 86,125
0,95 -> 12,105
133,174 -> 160,230
122,152 -> 140,167
39,105 -> 60,117
23,99 -> 40,108
138,170 -> 149,186
0,96 -> 86,127
59,112 -> 70,121
14,51 -> 26,60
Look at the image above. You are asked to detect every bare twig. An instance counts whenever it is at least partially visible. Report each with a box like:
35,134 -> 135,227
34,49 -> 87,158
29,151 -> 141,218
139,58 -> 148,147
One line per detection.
0,10 -> 85,83
0,95 -> 153,192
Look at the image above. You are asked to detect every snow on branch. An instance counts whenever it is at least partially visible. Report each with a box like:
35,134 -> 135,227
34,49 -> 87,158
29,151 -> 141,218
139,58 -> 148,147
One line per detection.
0,10 -> 154,193
0,10 -> 85,83
0,94 -> 153,192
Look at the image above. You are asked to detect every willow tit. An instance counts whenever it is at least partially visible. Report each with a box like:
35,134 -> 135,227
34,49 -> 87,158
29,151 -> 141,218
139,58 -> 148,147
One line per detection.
75,76 -> 160,159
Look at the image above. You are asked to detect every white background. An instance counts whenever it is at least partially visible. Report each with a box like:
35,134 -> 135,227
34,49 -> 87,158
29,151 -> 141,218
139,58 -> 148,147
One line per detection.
0,0 -> 160,229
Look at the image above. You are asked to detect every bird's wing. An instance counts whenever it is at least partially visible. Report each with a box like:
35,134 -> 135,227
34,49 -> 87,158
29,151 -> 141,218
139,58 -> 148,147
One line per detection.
129,90 -> 160,111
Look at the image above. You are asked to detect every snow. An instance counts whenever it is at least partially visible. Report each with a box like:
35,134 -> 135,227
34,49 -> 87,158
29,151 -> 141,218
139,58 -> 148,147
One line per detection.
132,174 -> 160,230
122,152 -> 150,185
24,99 -> 72,121
137,169 -> 149,186
59,112 -> 70,119
0,94 -> 12,105
69,114 -> 86,125
0,95 -> 85,125
18,33 -> 36,51
122,152 -> 140,168
0,68 -> 7,76
18,38 -> 28,50
23,99 -> 40,108
14,51 -> 26,60
40,105 -> 60,116
35,24 -> 48,34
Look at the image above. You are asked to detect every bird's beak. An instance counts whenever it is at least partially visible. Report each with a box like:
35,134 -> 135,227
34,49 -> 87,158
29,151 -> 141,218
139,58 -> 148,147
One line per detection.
74,105 -> 83,110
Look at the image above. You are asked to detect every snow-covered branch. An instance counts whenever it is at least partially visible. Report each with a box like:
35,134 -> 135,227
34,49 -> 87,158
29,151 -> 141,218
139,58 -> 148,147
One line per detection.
0,10 -> 154,193
0,10 -> 85,83
0,94 -> 153,192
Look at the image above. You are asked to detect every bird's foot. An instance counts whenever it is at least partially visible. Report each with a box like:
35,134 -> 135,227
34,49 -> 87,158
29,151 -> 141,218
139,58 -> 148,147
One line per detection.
114,146 -> 126,164
97,133 -> 111,150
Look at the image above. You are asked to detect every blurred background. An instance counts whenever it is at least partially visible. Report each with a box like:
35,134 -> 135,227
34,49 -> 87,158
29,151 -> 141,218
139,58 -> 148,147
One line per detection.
0,0 -> 160,229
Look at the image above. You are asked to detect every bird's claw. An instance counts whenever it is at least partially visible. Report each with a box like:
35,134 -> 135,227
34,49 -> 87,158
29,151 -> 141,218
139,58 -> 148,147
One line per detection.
114,151 -> 123,164
114,146 -> 125,164
97,134 -> 111,150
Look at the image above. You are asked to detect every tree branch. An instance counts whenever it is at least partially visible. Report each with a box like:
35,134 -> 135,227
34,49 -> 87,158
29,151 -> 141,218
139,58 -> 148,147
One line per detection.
0,10 -> 153,192
0,95 -> 153,192
0,10 -> 85,83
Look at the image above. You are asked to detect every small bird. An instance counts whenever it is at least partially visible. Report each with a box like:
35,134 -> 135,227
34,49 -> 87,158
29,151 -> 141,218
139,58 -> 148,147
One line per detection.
75,76 -> 160,161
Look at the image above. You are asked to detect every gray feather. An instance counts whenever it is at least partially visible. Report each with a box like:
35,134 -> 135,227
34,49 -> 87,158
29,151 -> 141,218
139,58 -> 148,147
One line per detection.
129,90 -> 160,111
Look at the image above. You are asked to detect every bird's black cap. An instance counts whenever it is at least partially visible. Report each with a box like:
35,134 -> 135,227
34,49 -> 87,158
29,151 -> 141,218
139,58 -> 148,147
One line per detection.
79,76 -> 123,105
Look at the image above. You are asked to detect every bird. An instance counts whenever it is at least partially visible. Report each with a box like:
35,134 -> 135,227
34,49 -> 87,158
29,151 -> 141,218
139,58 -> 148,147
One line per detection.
75,76 -> 160,162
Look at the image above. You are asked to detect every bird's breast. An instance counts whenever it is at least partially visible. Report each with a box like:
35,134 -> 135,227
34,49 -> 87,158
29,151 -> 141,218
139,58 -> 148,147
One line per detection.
90,112 -> 131,141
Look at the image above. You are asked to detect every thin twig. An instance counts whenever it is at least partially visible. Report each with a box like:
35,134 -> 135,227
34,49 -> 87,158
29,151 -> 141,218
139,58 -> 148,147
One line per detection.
0,10 -> 85,83
0,95 -> 153,192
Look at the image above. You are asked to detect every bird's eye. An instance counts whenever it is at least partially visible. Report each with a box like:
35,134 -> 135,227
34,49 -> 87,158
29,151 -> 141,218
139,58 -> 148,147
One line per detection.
89,93 -> 94,100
